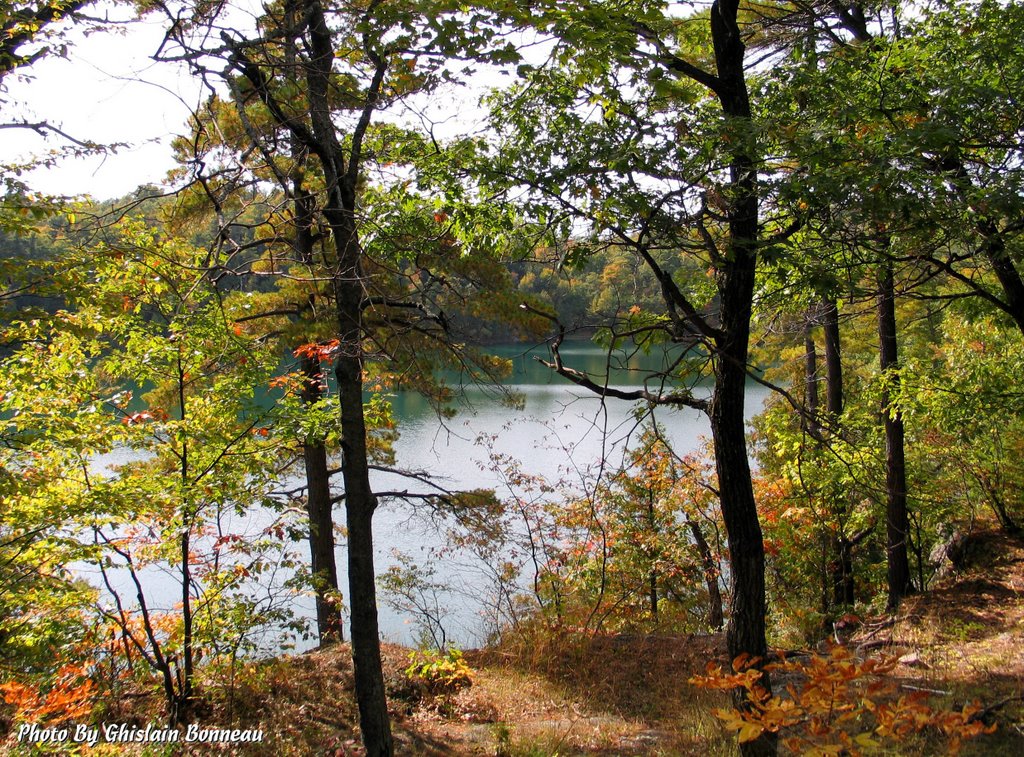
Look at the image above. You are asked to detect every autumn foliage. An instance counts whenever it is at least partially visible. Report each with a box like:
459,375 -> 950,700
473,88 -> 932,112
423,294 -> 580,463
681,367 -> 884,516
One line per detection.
0,664 -> 96,724
691,646 -> 995,754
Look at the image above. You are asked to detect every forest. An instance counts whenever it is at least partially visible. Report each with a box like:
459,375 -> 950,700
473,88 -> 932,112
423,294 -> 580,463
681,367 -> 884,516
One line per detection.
1,1 -> 1024,755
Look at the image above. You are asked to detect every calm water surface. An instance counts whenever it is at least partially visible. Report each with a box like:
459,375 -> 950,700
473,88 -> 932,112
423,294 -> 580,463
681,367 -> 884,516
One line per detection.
86,343 -> 771,650
366,343 -> 770,646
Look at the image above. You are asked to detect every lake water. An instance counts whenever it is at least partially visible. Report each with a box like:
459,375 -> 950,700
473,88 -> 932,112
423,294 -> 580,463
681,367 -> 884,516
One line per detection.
362,342 -> 770,647
85,342 -> 771,651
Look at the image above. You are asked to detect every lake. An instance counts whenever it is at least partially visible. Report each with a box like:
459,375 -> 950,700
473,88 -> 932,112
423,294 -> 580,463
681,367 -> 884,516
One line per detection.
361,342 -> 770,647
83,342 -> 771,651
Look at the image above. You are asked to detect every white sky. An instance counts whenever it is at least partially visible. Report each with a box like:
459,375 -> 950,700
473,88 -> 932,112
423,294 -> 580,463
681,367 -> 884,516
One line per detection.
0,4 -> 533,202
0,10 -> 202,199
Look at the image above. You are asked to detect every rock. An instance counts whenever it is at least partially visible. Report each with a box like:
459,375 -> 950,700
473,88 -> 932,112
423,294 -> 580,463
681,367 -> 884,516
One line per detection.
898,652 -> 930,669
930,530 -> 970,577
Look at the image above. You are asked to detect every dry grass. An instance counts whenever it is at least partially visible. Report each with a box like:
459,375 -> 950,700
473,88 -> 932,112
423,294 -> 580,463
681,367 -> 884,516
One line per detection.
435,632 -> 735,756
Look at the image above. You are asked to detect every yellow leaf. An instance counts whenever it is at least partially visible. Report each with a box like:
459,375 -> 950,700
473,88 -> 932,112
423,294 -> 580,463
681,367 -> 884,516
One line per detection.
854,732 -> 881,748
737,721 -> 764,743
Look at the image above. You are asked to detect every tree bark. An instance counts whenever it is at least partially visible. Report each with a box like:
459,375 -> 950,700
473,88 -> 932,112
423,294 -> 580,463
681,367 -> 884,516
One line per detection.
820,298 -> 855,607
822,298 -> 843,420
708,3 -> 775,753
803,319 -> 821,437
301,353 -> 344,644
688,517 -> 724,630
878,261 -> 913,609
334,268 -> 392,753
647,492 -> 659,622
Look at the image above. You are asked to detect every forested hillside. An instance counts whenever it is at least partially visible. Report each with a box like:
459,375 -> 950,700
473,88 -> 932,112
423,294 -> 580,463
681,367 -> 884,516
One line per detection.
1,1 -> 1023,755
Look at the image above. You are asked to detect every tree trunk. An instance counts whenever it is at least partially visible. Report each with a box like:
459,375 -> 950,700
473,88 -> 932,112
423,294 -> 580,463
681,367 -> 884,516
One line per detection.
803,319 -> 820,437
878,261 -> 913,609
218,0 -> 393,750
688,517 -> 724,630
649,569 -> 659,621
335,306 -> 393,757
820,298 -> 855,607
174,530 -> 194,727
803,320 -> 833,614
822,298 -> 843,420
292,142 -> 344,645
707,130 -> 775,757
709,3 -> 775,753
328,205 -> 392,752
833,536 -> 855,608
301,354 -> 344,645
306,0 -> 393,748
711,371 -> 774,757
175,355 -> 194,727
647,493 -> 658,622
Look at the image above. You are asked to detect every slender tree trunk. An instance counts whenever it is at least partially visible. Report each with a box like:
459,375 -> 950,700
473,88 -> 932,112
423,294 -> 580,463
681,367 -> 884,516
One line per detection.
335,281 -> 392,756
287,100 -> 345,643
833,536 -> 855,608
301,353 -> 344,644
304,0 -> 392,748
220,0 -> 392,750
820,298 -> 855,607
324,184 -> 392,755
292,159 -> 343,645
688,518 -> 724,630
878,261 -> 913,609
822,298 -> 843,419
175,531 -> 193,726
649,570 -> 659,621
803,319 -> 833,613
708,146 -> 774,755
175,354 -> 194,726
647,492 -> 658,622
803,319 -> 820,436
711,360 -> 774,757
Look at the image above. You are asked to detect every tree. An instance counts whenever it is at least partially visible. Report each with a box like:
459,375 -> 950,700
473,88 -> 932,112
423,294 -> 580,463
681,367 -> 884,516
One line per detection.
876,255 -> 913,607
0,1 -> 89,80
171,87 -> 349,646
155,2 -> 534,751
480,4 -> 788,751
0,217 -> 294,724
756,0 -> 1024,606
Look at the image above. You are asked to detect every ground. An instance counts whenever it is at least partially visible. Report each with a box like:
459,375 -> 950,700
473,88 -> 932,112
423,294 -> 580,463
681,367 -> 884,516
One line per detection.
849,528 -> 1024,755
3,529 -> 1023,755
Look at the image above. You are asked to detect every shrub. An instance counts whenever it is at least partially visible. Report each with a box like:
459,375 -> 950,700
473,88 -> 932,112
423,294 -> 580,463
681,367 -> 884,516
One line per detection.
403,648 -> 472,698
691,646 -> 995,754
